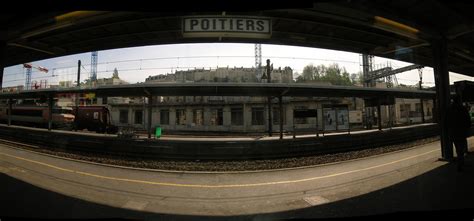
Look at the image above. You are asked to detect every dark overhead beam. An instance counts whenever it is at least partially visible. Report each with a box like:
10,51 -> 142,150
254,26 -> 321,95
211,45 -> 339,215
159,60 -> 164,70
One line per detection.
7,43 -> 55,55
270,14 -> 405,43
59,29 -> 181,48
31,14 -> 180,42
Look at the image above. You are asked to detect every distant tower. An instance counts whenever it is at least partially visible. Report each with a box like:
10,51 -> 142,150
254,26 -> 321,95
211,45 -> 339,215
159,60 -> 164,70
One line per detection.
362,54 -> 374,87
112,68 -> 119,79
91,51 -> 98,81
255,44 -> 262,80
24,65 -> 32,90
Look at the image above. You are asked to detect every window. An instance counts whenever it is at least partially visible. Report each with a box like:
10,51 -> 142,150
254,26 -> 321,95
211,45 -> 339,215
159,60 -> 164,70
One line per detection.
210,108 -> 223,125
251,107 -> 264,125
12,109 -> 43,117
400,104 -> 411,118
52,108 -> 73,114
294,106 -> 307,124
295,117 -> 307,124
160,109 -> 169,125
415,103 -> 422,113
193,96 -> 203,103
176,109 -> 186,125
272,107 -> 285,125
134,110 -> 143,124
193,109 -> 203,126
231,108 -> 243,125
119,110 -> 128,124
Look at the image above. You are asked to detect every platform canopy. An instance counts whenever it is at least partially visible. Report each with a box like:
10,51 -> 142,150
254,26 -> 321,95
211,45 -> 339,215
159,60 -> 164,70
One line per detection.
1,1 -> 474,77
0,83 -> 436,99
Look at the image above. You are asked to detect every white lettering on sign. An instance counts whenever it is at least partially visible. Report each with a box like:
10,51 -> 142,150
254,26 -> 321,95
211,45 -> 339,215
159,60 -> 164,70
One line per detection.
182,16 -> 271,38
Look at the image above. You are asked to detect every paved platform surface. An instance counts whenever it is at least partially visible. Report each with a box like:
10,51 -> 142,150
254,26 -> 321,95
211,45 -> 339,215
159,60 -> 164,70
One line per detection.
0,136 -> 473,220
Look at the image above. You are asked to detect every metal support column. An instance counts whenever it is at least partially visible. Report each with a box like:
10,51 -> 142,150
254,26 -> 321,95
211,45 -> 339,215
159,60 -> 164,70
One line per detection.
419,68 -> 425,123
377,103 -> 382,131
7,98 -> 12,126
74,60 -> 81,131
293,113 -> 296,139
279,96 -> 283,139
362,54 -> 373,129
266,59 -> 272,137
433,98 -> 438,123
0,41 -> 5,89
268,97 -> 272,137
147,95 -> 153,139
48,95 -> 53,131
432,37 -> 452,160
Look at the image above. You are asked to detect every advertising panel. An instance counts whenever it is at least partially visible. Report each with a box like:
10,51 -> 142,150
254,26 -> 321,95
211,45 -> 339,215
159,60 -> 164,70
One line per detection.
336,108 -> 349,130
323,108 -> 336,131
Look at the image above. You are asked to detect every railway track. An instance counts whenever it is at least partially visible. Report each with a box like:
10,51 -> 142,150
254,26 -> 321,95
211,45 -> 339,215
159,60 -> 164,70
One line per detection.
0,123 -> 439,161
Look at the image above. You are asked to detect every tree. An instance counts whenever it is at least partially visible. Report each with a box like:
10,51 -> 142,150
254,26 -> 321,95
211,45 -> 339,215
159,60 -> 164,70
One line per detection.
350,71 -> 364,85
299,64 -> 326,82
296,63 -> 353,86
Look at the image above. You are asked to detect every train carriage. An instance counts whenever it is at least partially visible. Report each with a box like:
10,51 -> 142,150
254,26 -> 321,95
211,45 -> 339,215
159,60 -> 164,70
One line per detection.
0,105 -> 75,129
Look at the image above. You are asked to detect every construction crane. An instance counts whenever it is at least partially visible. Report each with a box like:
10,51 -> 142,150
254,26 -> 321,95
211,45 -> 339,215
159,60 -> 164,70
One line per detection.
255,44 -> 262,81
91,51 -> 98,82
23,63 -> 48,90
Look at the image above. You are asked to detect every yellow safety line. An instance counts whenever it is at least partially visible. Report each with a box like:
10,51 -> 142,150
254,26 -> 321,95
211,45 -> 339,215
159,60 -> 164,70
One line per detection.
0,149 -> 439,188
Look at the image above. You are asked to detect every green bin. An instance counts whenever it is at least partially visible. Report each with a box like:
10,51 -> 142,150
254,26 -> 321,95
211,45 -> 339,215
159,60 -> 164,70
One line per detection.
155,125 -> 162,138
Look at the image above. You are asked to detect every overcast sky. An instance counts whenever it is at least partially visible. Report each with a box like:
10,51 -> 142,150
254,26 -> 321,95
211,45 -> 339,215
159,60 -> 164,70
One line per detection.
3,43 -> 474,88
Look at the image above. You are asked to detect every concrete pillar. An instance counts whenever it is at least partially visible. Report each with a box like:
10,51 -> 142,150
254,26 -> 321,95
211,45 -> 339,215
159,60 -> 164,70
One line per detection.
243,103 -> 248,132
186,107 -> 193,127
223,106 -> 231,126
170,107 -> 176,128
286,102 -> 294,132
432,37 -> 453,160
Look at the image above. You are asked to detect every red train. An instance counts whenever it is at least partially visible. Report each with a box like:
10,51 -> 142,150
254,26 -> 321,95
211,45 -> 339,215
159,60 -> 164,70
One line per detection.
73,105 -> 118,133
0,104 -> 117,133
0,105 -> 75,129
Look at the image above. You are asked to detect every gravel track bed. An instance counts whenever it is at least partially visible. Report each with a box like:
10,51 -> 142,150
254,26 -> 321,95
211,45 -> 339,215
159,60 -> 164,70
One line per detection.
2,136 -> 440,172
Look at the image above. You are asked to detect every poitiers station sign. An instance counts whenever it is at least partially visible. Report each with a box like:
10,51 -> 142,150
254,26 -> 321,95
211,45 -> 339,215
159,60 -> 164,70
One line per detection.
182,16 -> 271,38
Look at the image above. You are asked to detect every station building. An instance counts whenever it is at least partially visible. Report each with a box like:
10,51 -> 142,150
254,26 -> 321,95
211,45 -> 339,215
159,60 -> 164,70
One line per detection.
106,67 -> 433,134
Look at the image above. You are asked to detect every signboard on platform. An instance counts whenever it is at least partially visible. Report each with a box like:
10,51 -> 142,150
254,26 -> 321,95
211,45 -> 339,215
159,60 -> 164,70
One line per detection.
349,110 -> 363,123
182,16 -> 272,38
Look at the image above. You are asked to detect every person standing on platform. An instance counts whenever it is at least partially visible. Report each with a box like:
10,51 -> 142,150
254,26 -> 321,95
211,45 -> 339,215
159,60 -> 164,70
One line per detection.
447,95 -> 471,172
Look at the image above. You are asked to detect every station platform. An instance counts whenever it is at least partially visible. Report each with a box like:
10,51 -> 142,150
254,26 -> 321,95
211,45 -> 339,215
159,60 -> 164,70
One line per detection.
0,136 -> 473,220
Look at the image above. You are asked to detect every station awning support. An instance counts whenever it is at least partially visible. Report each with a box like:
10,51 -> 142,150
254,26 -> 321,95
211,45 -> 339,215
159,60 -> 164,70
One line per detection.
0,41 -> 5,89
432,37 -> 453,160
7,98 -> 12,126
377,102 -> 382,131
279,96 -> 283,140
48,95 -> 53,131
147,95 -> 153,139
